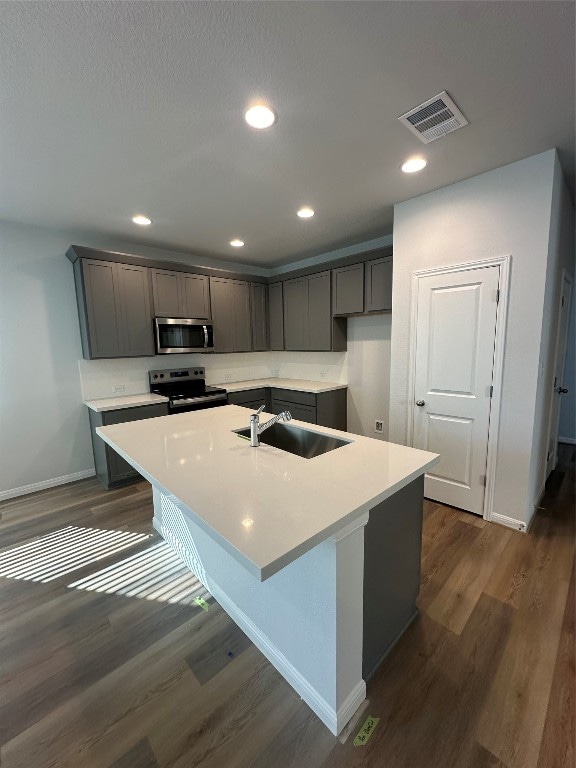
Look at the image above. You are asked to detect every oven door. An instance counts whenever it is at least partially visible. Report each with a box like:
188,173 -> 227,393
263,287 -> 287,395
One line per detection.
154,318 -> 214,354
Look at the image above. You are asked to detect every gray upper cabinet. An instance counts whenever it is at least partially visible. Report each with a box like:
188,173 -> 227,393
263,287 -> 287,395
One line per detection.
283,277 -> 307,350
365,256 -> 392,312
116,264 -> 155,357
268,283 -> 284,350
251,283 -> 268,352
307,271 -> 332,350
151,269 -> 211,318
333,263 -> 365,315
210,277 -> 252,353
75,258 -> 154,359
284,271 -> 344,351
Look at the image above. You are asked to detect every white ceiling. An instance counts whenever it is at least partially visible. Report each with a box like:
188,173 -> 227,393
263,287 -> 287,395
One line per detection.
1,1 -> 574,267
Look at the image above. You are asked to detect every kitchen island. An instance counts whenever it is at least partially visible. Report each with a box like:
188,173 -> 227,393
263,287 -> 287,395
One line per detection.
97,405 -> 438,735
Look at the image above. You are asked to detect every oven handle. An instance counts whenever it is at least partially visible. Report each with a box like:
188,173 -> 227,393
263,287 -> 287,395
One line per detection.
170,394 -> 227,408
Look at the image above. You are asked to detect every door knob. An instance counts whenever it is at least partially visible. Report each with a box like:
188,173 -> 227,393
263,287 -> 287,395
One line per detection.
559,387 -> 569,394
415,400 -> 425,407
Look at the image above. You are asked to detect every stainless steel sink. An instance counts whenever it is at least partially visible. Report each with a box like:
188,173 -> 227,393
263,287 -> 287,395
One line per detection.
234,423 -> 351,459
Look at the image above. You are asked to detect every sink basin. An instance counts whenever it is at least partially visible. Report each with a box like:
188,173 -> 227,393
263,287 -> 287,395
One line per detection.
234,423 -> 351,459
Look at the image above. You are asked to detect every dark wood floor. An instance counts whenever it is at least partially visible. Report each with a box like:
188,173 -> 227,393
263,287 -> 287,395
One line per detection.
0,445 -> 573,768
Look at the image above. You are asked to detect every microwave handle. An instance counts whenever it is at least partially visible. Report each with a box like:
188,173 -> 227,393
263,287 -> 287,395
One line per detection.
203,325 -> 209,348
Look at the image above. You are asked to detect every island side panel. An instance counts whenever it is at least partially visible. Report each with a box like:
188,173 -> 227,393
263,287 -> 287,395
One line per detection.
362,475 -> 424,680
153,488 -> 367,736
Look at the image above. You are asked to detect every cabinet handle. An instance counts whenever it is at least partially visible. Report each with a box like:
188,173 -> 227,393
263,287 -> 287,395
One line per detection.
415,400 -> 425,407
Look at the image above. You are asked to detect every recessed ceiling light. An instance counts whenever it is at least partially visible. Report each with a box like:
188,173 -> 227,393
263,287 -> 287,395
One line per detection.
401,157 -> 427,173
230,239 -> 245,247
244,104 -> 276,129
297,207 -> 315,218
132,214 -> 152,226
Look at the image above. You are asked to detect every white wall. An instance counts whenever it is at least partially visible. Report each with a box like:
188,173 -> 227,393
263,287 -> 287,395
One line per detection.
390,150 -> 559,528
559,293 -> 576,443
346,315 -> 391,439
530,154 -> 575,501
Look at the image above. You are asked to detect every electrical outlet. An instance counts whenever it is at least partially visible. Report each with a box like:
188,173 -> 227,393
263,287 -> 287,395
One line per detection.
112,385 -> 125,394
224,373 -> 232,381
320,372 -> 327,379
374,420 -> 384,434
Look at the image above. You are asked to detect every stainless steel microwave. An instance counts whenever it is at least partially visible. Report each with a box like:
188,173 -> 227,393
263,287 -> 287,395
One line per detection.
154,317 -> 214,354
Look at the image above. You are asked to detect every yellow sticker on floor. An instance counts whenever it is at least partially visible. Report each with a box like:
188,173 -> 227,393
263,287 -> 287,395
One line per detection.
194,597 -> 210,611
353,715 -> 380,746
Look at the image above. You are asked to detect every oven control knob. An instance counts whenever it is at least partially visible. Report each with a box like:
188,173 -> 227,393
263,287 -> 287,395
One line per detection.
160,374 -> 164,379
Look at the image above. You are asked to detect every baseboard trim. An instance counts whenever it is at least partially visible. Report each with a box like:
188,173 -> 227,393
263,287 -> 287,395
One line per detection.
491,512 -> 527,533
0,469 -> 96,502
558,436 -> 576,445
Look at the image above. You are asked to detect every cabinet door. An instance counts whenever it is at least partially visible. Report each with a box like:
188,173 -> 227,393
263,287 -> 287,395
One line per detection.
365,257 -> 392,312
151,269 -> 183,316
251,283 -> 268,352
233,281 -> 252,352
268,283 -> 284,350
283,278 -> 307,350
116,264 -> 155,356
181,274 -> 211,318
270,398 -> 316,425
307,271 -> 332,351
82,259 -> 122,358
210,278 -> 235,353
333,263 -> 364,315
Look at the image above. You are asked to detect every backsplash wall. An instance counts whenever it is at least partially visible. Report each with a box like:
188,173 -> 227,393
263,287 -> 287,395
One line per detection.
78,351 -> 348,401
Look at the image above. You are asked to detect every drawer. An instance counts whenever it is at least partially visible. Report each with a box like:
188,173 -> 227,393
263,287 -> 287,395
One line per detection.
102,403 -> 169,425
270,388 -> 316,407
233,400 -> 268,412
270,398 -> 316,425
227,388 -> 268,407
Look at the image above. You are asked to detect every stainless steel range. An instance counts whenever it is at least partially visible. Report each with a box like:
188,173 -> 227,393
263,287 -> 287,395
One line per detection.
149,367 -> 227,413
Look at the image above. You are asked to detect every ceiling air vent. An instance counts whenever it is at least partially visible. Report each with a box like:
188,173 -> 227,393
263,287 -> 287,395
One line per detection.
398,91 -> 468,144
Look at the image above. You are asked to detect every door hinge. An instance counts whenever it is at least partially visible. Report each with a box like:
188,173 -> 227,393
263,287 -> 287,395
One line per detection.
489,385 -> 493,398
496,288 -> 500,304
480,474 -> 487,487
547,451 -> 551,462
562,296 -> 565,307
554,376 -> 557,388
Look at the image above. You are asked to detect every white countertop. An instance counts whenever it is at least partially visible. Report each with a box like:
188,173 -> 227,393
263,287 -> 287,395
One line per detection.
84,378 -> 345,412
97,406 -> 438,580
220,377 -> 347,394
84,393 -> 169,412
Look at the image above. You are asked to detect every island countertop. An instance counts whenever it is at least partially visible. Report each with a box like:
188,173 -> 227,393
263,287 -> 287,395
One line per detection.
97,405 -> 438,580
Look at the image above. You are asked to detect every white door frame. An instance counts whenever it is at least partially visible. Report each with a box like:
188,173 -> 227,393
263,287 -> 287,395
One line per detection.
546,269 -> 573,474
407,255 -> 511,521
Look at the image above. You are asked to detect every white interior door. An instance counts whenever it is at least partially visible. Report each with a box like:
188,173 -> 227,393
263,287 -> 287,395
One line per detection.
545,271 -> 573,477
412,265 -> 500,515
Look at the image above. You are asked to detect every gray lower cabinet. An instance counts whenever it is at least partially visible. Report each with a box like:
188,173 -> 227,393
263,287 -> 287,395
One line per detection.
210,277 -> 252,352
89,403 -> 169,489
251,283 -> 268,351
227,388 -> 269,411
74,258 -> 155,359
363,476 -> 423,679
268,283 -> 284,350
151,269 -> 211,318
283,271 -> 346,352
269,387 -> 347,430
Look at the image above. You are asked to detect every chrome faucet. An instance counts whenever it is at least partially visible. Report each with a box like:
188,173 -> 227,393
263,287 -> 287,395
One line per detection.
250,404 -> 292,447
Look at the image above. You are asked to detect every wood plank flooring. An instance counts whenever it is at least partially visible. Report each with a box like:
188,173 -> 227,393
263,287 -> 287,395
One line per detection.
0,445 -> 573,768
